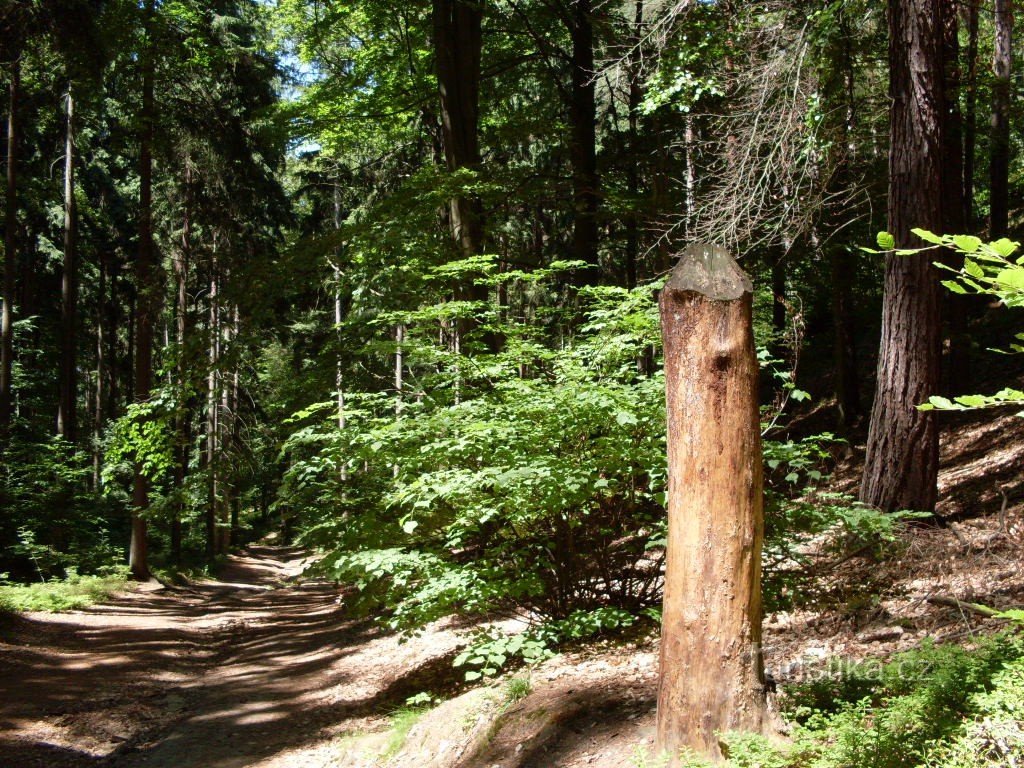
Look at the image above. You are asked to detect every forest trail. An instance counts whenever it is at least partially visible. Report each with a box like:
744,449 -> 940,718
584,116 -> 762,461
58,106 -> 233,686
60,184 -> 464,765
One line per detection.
0,546 -> 466,768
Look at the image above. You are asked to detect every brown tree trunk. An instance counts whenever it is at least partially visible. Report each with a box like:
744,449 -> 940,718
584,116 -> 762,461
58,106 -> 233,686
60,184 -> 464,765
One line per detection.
990,0 -> 1013,239
963,0 -> 979,227
130,0 -> 156,580
206,256 -> 220,556
2,60 -> 19,440
171,167 -> 193,564
656,245 -> 771,763
569,0 -> 600,284
58,86 -> 78,442
861,0 -> 949,513
433,0 -> 491,346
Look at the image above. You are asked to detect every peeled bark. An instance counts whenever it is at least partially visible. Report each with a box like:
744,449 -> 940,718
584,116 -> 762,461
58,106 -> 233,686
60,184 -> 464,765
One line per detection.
861,0 -> 948,513
58,86 -> 78,442
656,245 -> 771,763
2,60 -> 19,439
130,0 -> 156,580
990,0 -> 1013,239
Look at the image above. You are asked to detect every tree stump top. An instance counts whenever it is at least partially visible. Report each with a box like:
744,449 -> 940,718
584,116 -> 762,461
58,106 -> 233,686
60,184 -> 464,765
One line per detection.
666,244 -> 753,301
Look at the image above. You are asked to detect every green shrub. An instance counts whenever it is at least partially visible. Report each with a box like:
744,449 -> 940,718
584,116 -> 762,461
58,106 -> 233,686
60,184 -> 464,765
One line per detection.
0,567 -> 130,613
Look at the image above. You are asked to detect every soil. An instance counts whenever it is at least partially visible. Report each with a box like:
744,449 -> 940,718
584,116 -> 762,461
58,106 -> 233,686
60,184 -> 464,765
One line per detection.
1,408 -> 1022,768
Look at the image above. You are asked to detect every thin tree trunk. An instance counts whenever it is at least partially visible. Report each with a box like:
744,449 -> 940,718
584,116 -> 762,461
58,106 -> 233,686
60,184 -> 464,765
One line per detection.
58,86 -> 78,442
963,0 -> 979,227
130,1 -> 156,580
624,0 -> 643,289
861,0 -> 947,513
94,247 -> 108,488
206,256 -> 220,556
990,0 -> 1013,238
2,60 -> 19,440
333,183 -> 348,480
569,0 -> 600,284
171,167 -> 193,564
656,245 -> 771,763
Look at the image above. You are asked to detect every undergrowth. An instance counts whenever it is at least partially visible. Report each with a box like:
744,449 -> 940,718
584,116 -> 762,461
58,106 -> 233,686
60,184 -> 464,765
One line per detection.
0,567 -> 130,612
653,631 -> 1024,768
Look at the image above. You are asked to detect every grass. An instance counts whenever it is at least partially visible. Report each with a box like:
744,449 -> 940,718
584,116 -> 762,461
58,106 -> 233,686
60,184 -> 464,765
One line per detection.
0,568 -> 129,612
380,705 -> 428,759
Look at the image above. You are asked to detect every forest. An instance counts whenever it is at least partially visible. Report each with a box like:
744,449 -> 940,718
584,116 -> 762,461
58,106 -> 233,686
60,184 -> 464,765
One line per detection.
0,0 -> 1023,767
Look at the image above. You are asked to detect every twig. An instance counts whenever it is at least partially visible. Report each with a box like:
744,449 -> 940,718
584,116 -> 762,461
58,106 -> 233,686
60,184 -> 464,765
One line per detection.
926,595 -> 1002,618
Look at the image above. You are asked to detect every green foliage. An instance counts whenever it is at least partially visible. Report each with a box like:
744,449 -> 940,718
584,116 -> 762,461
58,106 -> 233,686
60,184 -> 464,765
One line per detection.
381,705 -> 429,760
0,567 -> 129,613
717,632 -> 1024,768
504,677 -> 532,704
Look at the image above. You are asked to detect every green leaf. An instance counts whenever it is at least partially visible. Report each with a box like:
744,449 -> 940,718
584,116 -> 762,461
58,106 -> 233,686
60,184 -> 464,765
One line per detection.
876,231 -> 896,250
911,228 -> 944,245
996,267 -> 1024,291
952,235 -> 983,253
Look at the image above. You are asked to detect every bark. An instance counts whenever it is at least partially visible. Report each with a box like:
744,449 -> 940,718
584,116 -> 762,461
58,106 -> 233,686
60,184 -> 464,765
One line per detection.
861,0 -> 948,513
656,245 -> 772,763
206,257 -> 220,556
990,0 -> 1013,239
2,60 -> 18,440
623,0 -> 643,289
433,0 -> 491,344
569,0 -> 600,284
171,168 -> 193,564
130,2 -> 156,580
58,86 -> 78,442
333,183 -> 348,481
962,0 -> 979,227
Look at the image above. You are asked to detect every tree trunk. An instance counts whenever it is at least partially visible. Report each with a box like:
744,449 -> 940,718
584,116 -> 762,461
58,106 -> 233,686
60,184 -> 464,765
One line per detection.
58,86 -> 78,443
963,0 -> 979,227
433,0 -> 491,346
206,257 -> 220,556
130,2 -> 156,580
2,60 -> 19,440
171,168 -> 193,564
990,0 -> 1013,239
861,0 -> 948,513
569,0 -> 600,284
656,245 -> 771,763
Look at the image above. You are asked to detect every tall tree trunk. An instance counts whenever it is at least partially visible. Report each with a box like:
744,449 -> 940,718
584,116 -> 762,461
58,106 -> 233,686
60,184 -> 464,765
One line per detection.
58,86 -> 78,442
990,0 -> 1014,238
623,0 -> 643,289
2,60 -> 19,440
569,0 -> 600,284
656,246 -> 771,763
861,0 -> 950,513
940,0 -> 970,390
130,1 -> 156,580
333,183 -> 348,480
171,167 -> 193,564
206,256 -> 220,556
963,0 -> 979,227
94,249 -> 107,487
433,0 -> 491,346
830,10 -> 861,429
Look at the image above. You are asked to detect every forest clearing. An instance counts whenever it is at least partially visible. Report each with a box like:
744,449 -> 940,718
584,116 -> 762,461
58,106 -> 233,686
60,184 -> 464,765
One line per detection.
4,0 -> 1024,766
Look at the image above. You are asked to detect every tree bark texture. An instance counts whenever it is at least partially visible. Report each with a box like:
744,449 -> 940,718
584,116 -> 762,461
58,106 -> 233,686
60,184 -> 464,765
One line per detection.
656,245 -> 770,763
433,0 -> 490,335
990,0 -> 1013,239
2,60 -> 18,439
861,0 -> 949,513
130,1 -> 156,580
569,0 -> 600,283
58,86 -> 78,442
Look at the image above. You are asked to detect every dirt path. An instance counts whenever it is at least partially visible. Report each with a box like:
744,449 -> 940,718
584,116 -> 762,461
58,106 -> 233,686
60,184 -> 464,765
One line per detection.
0,546 -> 466,768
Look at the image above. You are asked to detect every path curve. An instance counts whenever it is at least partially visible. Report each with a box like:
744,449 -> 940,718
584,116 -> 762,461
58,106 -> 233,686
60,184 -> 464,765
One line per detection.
0,546 -> 465,768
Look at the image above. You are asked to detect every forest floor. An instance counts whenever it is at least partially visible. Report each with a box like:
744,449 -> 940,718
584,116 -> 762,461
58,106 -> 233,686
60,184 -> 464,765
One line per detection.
1,409 -> 1023,768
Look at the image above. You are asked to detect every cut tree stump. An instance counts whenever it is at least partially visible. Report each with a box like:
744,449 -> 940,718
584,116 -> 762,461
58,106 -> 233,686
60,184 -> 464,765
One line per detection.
656,244 -> 773,764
